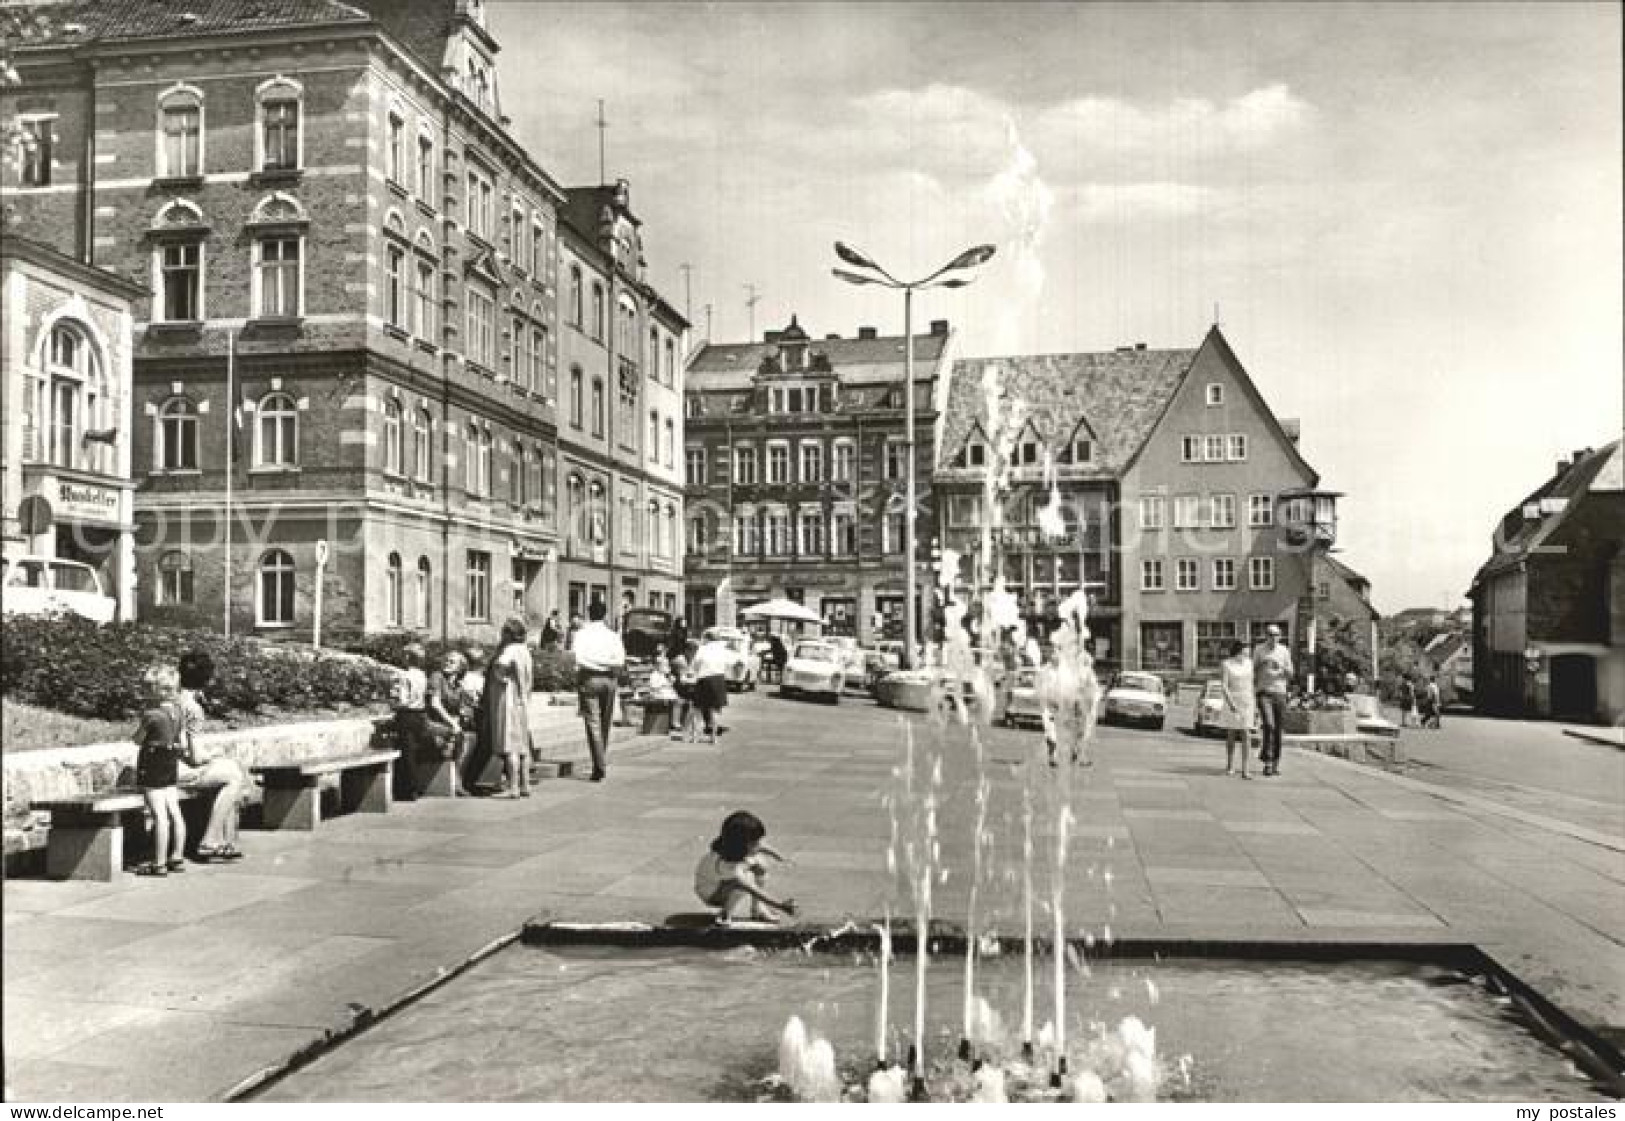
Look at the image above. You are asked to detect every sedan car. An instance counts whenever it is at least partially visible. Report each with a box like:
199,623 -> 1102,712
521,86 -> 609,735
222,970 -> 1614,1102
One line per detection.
701,627 -> 760,691
1,555 -> 117,624
1102,671 -> 1168,730
1000,667 -> 1044,728
1193,680 -> 1228,737
780,640 -> 846,703
825,636 -> 871,694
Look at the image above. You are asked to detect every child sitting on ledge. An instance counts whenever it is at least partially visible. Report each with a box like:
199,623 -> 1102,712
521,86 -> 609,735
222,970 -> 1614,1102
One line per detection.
694,810 -> 796,924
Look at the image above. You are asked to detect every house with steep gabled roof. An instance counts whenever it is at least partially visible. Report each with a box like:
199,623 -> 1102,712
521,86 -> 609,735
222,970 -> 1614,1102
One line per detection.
1469,441 -> 1624,723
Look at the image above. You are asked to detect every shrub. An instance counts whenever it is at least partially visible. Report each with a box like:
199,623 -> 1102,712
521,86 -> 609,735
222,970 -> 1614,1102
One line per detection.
1,615 -> 397,722
534,648 -> 576,692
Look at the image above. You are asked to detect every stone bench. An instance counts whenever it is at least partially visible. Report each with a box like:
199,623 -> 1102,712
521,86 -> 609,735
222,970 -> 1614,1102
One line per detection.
251,749 -> 400,831
31,783 -> 224,882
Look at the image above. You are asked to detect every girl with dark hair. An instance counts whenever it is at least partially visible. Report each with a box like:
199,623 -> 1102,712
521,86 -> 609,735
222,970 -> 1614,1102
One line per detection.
693,811 -> 796,923
1220,639 -> 1256,779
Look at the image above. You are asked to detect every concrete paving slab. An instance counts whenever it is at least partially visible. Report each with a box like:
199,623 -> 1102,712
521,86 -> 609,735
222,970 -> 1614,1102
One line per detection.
1144,866 -> 1273,889
50,870 -> 317,925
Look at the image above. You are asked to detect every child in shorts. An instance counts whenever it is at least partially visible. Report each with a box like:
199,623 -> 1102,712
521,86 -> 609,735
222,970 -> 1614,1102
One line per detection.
133,665 -> 188,876
694,810 -> 796,923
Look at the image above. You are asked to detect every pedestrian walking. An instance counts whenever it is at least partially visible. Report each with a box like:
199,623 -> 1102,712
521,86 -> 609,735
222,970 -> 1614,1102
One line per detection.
571,600 -> 626,782
540,609 -> 562,650
1252,625 -> 1295,777
1423,676 -> 1443,729
1402,677 -> 1418,728
177,651 -> 248,861
1219,641 -> 1256,778
691,631 -> 733,744
481,618 -> 535,797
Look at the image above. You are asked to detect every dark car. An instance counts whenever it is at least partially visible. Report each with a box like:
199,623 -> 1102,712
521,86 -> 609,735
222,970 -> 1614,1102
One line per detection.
622,607 -> 674,662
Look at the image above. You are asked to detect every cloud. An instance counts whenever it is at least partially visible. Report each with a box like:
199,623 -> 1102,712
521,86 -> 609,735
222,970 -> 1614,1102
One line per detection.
1032,83 -> 1315,163
1061,181 -> 1220,222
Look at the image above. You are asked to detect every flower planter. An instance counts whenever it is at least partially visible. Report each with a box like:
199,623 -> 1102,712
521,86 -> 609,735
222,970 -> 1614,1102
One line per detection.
1282,709 -> 1355,736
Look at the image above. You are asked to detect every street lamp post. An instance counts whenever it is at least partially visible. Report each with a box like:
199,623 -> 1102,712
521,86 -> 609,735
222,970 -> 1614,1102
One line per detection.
833,241 -> 995,669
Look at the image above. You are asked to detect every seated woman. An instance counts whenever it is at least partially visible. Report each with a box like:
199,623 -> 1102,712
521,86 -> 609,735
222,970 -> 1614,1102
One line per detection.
425,651 -> 471,795
176,652 -> 250,863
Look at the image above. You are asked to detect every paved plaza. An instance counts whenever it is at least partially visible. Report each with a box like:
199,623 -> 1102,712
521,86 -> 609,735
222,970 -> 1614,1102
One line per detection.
3,693 -> 1622,1101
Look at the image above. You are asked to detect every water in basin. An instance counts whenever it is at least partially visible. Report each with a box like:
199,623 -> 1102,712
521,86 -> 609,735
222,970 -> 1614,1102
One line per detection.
259,943 -> 1609,1102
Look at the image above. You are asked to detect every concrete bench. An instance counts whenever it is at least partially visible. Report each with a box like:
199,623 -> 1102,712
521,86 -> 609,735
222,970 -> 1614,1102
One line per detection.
31,784 -> 223,882
251,749 -> 399,831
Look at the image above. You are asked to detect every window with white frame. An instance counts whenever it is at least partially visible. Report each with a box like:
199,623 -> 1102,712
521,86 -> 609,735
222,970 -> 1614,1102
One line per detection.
883,508 -> 906,554
765,509 -> 790,556
1211,493 -> 1236,529
466,286 -> 495,368
156,397 -> 199,470
767,441 -> 789,484
159,90 -> 202,177
258,549 -> 296,626
158,550 -> 194,605
884,438 -> 907,480
1204,434 -> 1226,463
386,552 -> 403,626
256,235 -> 300,318
382,398 -> 403,474
798,507 -> 824,556
465,165 -> 493,239
961,438 -> 986,468
19,118 -> 54,186
734,444 -> 757,485
533,326 -> 549,395
1213,558 -> 1237,590
799,441 -> 823,483
387,111 -> 405,184
259,87 -> 300,171
648,410 -> 660,462
531,216 -> 546,275
1181,435 -> 1202,462
510,199 -> 527,266
415,257 -> 436,339
1173,495 -> 1201,529
591,377 -> 604,437
35,324 -> 109,473
1248,493 -> 1274,527
831,509 -> 856,556
385,244 -> 406,329
255,392 -> 299,468
466,550 -> 491,621
1141,559 -> 1164,591
510,314 -> 528,386
159,241 -> 202,322
415,557 -> 432,628
1249,556 -> 1275,590
688,512 -> 708,552
1175,558 -> 1199,592
569,266 -> 583,326
832,439 -> 854,483
1229,434 -> 1248,461
591,282 -> 605,341
1064,437 -> 1093,464
416,132 -> 435,201
686,447 -> 706,486
735,509 -> 760,555
1206,383 -> 1224,406
413,407 -> 432,481
1139,494 -> 1165,530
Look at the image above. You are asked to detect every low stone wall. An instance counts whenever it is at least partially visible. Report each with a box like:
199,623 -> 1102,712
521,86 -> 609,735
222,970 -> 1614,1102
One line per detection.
3,716 -> 387,858
1287,733 -> 1406,766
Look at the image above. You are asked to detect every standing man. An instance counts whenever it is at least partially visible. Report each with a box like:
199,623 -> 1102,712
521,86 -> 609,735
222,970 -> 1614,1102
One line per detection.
1253,624 -> 1295,777
1423,676 -> 1443,729
571,600 -> 625,782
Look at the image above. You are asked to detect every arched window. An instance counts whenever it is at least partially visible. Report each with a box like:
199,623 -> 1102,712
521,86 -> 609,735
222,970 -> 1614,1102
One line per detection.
157,84 -> 203,178
157,550 -> 194,605
588,480 -> 607,545
648,409 -> 659,462
382,398 -> 402,474
156,397 -> 199,471
257,549 -> 296,626
412,406 -> 432,481
569,265 -> 583,327
39,323 -> 107,472
666,504 -> 678,560
415,556 -> 432,628
567,474 -> 585,539
255,392 -> 298,468
256,77 -> 302,172
591,282 -> 605,341
384,552 -> 403,626
649,327 -> 659,376
688,513 -> 707,552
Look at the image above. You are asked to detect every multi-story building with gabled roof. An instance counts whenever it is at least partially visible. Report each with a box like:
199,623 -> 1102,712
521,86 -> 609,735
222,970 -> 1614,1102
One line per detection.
934,326 -> 1372,679
683,315 -> 955,642
0,0 -> 684,643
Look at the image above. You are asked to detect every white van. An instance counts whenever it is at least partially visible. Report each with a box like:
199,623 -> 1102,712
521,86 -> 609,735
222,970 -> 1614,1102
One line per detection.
0,555 -> 118,624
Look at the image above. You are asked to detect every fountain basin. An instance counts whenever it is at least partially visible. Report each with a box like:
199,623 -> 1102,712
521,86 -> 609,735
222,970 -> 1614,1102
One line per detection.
246,923 -> 1623,1103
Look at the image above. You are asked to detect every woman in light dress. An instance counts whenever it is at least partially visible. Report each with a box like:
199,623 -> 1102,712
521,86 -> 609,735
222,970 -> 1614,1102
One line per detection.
1220,640 -> 1256,778
481,618 -> 534,797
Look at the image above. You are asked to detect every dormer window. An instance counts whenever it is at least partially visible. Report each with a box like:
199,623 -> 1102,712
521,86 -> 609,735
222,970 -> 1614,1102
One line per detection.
1010,439 -> 1039,467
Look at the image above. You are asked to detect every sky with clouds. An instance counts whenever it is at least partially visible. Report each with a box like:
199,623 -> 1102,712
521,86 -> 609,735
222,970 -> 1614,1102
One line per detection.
491,1 -> 1622,613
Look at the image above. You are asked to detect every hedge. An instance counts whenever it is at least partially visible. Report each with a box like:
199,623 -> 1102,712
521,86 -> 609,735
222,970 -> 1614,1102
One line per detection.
1,615 -> 397,722
344,632 -> 578,693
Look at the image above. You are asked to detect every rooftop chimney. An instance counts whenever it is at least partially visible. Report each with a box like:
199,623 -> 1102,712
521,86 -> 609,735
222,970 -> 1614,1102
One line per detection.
857,326 -> 877,340
1556,457 -> 1571,476
929,319 -> 949,337
1281,418 -> 1301,445
825,333 -> 841,340
1573,448 -> 1590,464
1134,342 -> 1147,351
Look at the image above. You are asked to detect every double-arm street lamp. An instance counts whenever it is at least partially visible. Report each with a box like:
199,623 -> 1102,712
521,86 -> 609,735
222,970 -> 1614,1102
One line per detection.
833,240 -> 996,669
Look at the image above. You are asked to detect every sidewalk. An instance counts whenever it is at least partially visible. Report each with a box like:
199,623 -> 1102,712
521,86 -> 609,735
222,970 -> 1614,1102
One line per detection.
4,694 -> 1622,1101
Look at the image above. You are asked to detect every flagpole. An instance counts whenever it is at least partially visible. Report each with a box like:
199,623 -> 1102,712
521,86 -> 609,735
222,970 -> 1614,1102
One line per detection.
223,329 -> 234,638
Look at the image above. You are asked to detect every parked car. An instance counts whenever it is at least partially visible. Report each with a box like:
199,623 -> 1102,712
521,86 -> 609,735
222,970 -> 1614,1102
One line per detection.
826,636 -> 871,693
1102,671 -> 1168,730
0,555 -> 116,624
1193,680 -> 1227,737
780,640 -> 846,703
1000,667 -> 1044,728
702,626 -> 761,691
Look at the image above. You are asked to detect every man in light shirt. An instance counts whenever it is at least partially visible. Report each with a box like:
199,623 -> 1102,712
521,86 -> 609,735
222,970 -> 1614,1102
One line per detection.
1252,624 -> 1295,777
571,600 -> 626,782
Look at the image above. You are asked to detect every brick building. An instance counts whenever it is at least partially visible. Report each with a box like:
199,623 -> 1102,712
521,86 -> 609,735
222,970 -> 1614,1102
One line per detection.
1469,441 -> 1624,723
1,0 -> 683,643
1,234 -> 145,618
934,327 -> 1373,678
683,316 -> 955,642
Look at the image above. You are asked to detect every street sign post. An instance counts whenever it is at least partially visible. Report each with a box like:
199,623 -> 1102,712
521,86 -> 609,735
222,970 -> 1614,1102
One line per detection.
313,539 -> 330,650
